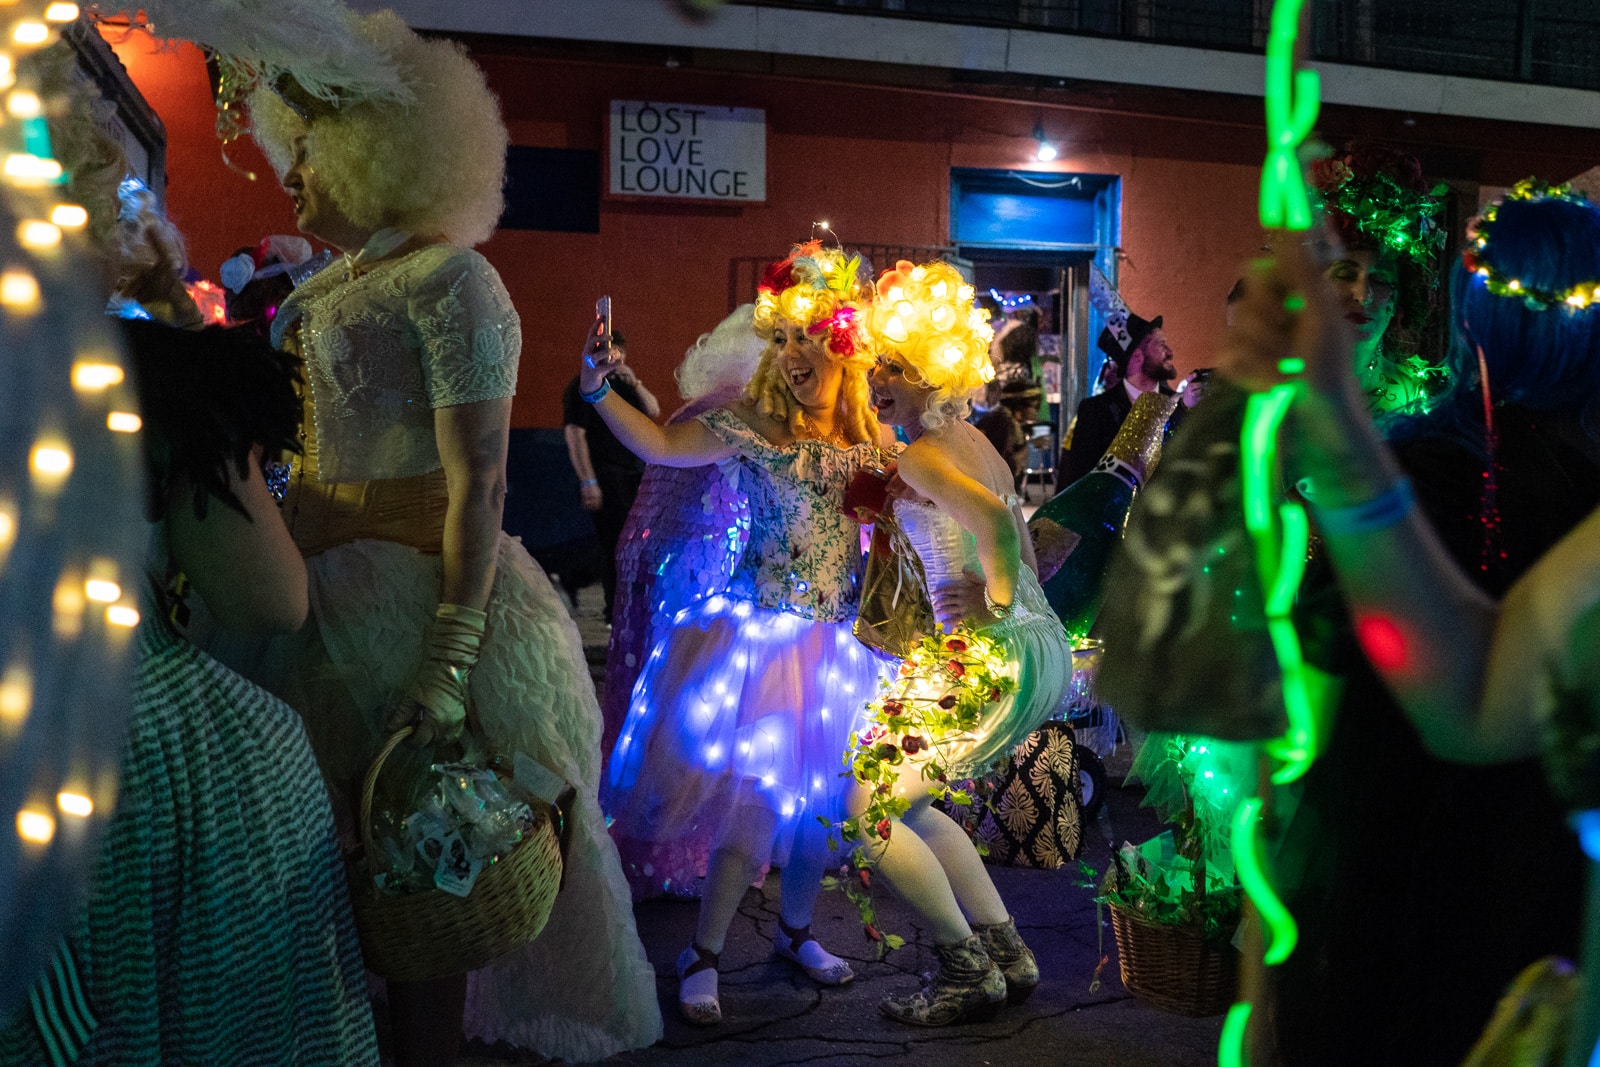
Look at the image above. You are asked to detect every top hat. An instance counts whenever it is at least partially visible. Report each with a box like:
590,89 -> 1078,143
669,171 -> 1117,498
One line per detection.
1097,311 -> 1163,366
1100,313 -> 1164,363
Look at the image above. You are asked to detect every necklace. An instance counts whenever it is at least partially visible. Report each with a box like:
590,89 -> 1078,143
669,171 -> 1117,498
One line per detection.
796,411 -> 852,449
342,228 -> 416,281
805,425 -> 852,449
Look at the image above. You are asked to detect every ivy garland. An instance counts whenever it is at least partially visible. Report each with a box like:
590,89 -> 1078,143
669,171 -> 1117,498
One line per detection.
825,627 -> 1017,954
1311,154 -> 1449,285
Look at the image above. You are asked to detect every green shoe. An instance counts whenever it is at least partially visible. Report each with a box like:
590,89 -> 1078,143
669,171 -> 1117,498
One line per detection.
879,933 -> 1007,1027
973,916 -> 1040,1004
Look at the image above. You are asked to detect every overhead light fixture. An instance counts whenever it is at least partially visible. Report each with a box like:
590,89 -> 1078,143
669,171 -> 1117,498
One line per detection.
1033,118 -> 1058,162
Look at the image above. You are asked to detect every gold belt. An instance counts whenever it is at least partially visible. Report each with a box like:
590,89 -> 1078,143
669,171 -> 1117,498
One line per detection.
283,389 -> 447,557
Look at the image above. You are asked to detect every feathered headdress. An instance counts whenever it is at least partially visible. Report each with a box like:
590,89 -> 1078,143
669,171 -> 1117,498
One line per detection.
752,239 -> 873,363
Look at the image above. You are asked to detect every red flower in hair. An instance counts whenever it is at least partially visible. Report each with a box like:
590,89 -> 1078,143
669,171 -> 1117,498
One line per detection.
1311,158 -> 1354,194
758,239 -> 825,294
1345,143 -> 1425,192
809,304 -> 861,358
759,258 -> 794,294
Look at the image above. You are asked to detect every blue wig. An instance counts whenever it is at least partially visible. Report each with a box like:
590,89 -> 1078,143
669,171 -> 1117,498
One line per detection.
1395,191 -> 1600,446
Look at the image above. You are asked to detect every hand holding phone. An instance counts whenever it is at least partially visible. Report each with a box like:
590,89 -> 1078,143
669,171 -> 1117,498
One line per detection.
586,296 -> 613,368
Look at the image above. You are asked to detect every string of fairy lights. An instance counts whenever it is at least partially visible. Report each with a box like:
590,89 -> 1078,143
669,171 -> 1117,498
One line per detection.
1465,178 -> 1600,310
1,3 -> 145,860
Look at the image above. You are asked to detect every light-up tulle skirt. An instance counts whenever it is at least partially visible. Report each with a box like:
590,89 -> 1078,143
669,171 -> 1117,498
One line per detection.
604,594 -> 892,865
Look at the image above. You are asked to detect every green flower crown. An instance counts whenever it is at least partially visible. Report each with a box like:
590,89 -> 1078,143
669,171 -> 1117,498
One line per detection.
1463,179 -> 1600,311
1311,154 -> 1449,284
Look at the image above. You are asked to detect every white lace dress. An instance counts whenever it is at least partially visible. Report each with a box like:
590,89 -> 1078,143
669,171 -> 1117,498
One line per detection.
893,495 -> 1074,775
262,246 -> 662,1061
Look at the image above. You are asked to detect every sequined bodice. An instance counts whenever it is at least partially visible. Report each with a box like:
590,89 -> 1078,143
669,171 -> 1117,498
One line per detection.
698,408 -> 884,622
272,245 -> 519,482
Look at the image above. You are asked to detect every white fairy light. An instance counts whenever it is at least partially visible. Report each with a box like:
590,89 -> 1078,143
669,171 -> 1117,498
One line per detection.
55,792 -> 92,818
71,361 -> 124,390
16,809 -> 54,844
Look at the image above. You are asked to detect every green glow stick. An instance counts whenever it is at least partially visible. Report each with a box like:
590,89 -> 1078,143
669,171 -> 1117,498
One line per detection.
1218,1002 -> 1253,1067
1260,0 -> 1320,230
1232,796 -> 1298,965
1242,391 -> 1320,783
1222,4 -> 1323,1063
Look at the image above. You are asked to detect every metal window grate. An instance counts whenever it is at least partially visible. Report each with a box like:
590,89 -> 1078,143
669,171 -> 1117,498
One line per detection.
740,0 -> 1600,91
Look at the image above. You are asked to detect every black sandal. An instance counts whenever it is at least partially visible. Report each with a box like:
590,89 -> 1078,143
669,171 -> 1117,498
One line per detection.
675,941 -> 722,1025
773,919 -> 855,985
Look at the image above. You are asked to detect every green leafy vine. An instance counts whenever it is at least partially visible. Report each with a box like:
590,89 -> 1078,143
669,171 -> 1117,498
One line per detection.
825,627 -> 1017,955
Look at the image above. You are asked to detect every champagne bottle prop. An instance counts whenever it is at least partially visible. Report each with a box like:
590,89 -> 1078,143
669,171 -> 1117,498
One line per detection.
1029,390 -> 1180,638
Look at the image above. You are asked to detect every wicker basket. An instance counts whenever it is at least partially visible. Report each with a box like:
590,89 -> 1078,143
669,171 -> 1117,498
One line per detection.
349,728 -> 564,982
1109,902 -> 1239,1017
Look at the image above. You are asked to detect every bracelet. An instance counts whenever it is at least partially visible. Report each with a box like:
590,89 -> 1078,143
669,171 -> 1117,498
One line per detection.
579,479 -> 598,488
580,379 -> 612,404
983,586 -> 1013,620
1312,478 -> 1417,537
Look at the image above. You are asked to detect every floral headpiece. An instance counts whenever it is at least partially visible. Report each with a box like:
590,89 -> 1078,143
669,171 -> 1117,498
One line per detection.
752,239 -> 872,362
1463,179 -> 1600,311
867,260 -> 994,396
1311,146 -> 1448,283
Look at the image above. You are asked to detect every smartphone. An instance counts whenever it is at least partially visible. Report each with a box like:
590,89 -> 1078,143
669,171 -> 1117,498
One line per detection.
588,295 -> 613,368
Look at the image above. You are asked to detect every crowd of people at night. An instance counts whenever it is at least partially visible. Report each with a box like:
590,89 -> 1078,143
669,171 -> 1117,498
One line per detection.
2,5 -> 1599,1067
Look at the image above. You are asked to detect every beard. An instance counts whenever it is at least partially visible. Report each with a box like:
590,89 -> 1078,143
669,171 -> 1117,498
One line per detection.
1148,359 -> 1179,382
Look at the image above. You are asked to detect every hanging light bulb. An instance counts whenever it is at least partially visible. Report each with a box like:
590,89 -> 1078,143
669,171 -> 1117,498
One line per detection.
1033,118 -> 1058,163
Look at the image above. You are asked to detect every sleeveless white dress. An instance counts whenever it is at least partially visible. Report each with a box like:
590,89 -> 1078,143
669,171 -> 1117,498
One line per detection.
891,495 -> 1074,775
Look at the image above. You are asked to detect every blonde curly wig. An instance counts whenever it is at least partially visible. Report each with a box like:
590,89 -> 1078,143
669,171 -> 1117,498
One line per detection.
27,42 -> 125,252
675,304 -> 765,402
745,241 -> 880,444
249,11 -> 507,248
866,260 -> 994,431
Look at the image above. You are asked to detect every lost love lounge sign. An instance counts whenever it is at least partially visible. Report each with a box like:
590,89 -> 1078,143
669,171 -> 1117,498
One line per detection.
609,101 -> 767,202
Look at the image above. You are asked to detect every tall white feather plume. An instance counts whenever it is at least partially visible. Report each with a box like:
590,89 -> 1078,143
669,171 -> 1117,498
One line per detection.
90,0 -> 409,104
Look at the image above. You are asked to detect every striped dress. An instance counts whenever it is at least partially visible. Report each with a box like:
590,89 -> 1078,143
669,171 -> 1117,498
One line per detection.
0,616 -> 379,1066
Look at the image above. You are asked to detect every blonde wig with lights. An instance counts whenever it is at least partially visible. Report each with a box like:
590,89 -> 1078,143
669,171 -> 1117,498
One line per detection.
745,241 -> 880,444
867,260 -> 994,431
249,11 -> 507,248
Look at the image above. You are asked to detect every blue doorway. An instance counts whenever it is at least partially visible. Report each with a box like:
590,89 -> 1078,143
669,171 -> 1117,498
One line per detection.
949,168 -> 1122,435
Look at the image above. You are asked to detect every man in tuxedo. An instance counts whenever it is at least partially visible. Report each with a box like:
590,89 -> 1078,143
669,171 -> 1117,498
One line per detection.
1057,311 -> 1179,489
